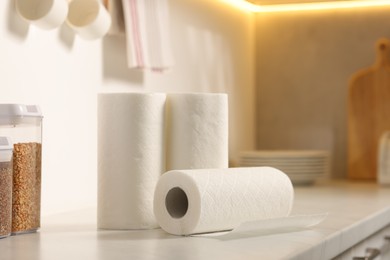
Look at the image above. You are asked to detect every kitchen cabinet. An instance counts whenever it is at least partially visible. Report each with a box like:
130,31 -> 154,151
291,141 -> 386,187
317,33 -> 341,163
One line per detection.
247,0 -> 360,4
0,181 -> 389,259
334,225 -> 390,259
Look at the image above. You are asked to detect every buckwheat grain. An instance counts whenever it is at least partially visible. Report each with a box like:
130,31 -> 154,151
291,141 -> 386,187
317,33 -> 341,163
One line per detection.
12,143 -> 41,234
0,161 -> 12,238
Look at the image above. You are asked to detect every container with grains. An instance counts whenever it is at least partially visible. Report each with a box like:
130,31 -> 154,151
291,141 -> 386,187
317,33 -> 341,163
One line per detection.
0,104 -> 42,235
0,137 -> 13,239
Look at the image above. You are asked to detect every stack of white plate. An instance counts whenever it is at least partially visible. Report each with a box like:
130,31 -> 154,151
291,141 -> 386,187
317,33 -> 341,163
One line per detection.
238,150 -> 330,185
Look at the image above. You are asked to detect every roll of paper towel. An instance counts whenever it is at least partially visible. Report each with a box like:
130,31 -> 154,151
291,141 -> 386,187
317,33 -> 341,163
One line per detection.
154,167 -> 294,235
98,93 -> 166,229
166,93 -> 228,170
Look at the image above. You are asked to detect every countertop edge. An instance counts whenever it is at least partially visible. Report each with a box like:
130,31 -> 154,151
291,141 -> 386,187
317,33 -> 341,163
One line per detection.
292,205 -> 390,259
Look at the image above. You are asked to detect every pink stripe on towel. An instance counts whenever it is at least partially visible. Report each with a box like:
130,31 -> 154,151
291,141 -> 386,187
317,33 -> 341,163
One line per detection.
129,0 -> 144,67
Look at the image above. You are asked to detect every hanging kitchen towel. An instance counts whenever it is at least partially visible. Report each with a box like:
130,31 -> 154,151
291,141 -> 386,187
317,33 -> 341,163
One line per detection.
166,93 -> 229,170
97,92 -> 166,230
122,0 -> 174,70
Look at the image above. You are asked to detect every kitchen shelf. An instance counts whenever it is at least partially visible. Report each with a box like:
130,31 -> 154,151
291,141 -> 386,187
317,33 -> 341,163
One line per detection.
247,0 -> 355,4
1,180 -> 390,259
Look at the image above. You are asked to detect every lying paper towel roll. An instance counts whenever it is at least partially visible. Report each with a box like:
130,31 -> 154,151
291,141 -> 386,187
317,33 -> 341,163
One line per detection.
98,93 -> 166,229
166,93 -> 228,170
154,167 -> 294,235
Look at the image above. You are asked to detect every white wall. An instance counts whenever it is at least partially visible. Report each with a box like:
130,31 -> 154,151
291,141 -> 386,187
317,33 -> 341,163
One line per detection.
0,0 -> 255,215
255,6 -> 390,178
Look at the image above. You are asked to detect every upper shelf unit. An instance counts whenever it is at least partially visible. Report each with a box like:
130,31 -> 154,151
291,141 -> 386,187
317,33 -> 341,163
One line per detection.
247,0 -> 359,4
229,0 -> 390,12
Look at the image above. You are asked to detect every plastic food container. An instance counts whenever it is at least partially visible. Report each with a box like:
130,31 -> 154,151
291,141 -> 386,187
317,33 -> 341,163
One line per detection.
379,131 -> 390,185
0,137 -> 13,239
0,104 -> 43,234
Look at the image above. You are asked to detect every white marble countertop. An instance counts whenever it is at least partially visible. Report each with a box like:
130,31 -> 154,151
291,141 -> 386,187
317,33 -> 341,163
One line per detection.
1,180 -> 390,260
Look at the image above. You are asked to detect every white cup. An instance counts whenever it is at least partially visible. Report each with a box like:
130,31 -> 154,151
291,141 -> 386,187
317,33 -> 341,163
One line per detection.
15,0 -> 68,30
67,0 -> 112,40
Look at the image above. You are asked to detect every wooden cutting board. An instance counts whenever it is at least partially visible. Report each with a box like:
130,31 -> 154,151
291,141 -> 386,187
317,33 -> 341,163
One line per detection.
348,38 -> 390,180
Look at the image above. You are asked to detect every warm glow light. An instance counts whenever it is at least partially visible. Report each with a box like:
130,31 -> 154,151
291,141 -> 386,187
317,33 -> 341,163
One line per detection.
220,0 -> 390,12
220,0 -> 262,12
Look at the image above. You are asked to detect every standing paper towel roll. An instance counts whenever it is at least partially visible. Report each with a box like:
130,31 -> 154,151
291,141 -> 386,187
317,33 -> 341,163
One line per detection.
154,167 -> 294,235
98,93 -> 166,229
166,93 -> 228,170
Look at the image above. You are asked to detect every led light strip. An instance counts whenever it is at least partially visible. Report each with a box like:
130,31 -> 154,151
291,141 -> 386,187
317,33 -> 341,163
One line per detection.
221,0 -> 390,12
